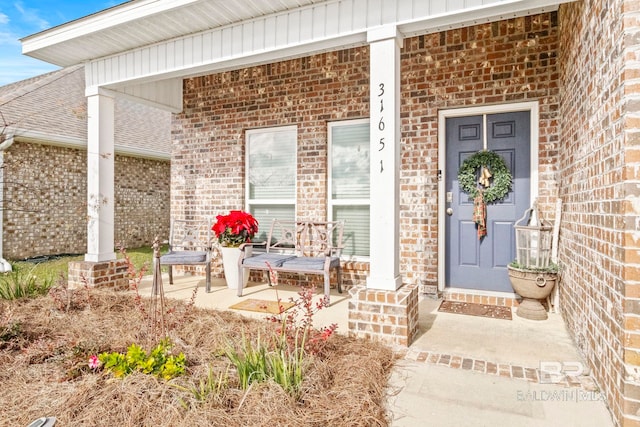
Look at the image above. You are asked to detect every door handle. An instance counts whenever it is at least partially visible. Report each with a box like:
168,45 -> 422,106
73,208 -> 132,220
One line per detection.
446,207 -> 453,216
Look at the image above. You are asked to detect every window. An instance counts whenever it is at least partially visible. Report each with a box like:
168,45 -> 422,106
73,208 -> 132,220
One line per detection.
328,119 -> 370,257
246,126 -> 297,241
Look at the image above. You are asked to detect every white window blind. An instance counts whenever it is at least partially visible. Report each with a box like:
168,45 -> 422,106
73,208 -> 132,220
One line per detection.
251,204 -> 296,241
246,126 -> 296,239
329,120 -> 370,257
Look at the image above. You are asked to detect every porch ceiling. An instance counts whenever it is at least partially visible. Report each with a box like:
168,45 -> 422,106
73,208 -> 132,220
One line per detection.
20,0 -> 573,111
21,0 -> 321,67
23,0 -> 571,70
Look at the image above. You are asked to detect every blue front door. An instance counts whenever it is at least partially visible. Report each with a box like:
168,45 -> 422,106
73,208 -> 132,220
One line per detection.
445,111 -> 531,292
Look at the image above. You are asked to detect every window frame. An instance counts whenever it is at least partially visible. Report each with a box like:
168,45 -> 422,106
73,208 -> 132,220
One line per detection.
245,125 -> 298,226
327,118 -> 370,260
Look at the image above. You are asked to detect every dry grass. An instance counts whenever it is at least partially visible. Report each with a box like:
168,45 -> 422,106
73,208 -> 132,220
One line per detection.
0,289 -> 395,426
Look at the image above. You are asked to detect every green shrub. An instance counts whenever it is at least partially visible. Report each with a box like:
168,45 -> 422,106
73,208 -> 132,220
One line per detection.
0,265 -> 52,300
225,330 -> 306,397
268,331 -> 305,396
224,275 -> 337,398
98,339 -> 186,380
226,332 -> 269,389
171,364 -> 229,408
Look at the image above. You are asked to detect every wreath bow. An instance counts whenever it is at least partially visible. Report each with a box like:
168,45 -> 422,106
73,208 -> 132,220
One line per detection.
478,166 -> 492,187
473,191 -> 487,239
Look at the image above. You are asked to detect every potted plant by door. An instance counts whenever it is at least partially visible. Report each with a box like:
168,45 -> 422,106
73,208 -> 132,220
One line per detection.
212,210 -> 259,289
507,202 -> 559,320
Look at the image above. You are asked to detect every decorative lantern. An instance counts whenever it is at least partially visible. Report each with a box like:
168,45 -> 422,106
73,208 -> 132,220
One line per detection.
514,202 -> 553,269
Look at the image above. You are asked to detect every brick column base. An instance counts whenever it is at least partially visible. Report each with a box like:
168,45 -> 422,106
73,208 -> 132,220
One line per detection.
68,260 -> 128,289
348,284 -> 419,347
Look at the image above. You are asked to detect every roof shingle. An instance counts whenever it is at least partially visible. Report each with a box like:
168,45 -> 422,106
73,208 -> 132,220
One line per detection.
0,65 -> 170,156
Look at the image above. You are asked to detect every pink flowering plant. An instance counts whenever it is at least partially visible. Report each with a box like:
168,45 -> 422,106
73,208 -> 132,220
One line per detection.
224,262 -> 338,397
88,354 -> 101,370
212,210 -> 259,247
265,262 -> 338,357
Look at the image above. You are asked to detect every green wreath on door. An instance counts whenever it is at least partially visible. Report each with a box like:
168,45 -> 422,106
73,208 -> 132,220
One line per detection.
457,150 -> 512,203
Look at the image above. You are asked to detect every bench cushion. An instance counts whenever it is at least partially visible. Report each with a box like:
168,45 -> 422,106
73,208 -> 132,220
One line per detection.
160,250 -> 207,264
242,253 -> 297,269
280,256 -> 340,271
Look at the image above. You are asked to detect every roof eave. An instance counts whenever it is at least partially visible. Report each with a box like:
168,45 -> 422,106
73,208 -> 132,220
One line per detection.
21,0 -> 202,66
9,128 -> 170,160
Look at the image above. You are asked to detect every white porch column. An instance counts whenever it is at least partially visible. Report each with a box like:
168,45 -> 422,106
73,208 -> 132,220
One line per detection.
0,134 -> 13,272
85,88 -> 116,262
366,25 -> 402,291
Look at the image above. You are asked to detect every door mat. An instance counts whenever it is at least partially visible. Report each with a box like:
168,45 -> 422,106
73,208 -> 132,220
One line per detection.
438,300 -> 512,320
229,299 -> 295,314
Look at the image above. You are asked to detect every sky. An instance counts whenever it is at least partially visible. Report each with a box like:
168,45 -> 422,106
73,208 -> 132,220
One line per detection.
0,1 -> 123,86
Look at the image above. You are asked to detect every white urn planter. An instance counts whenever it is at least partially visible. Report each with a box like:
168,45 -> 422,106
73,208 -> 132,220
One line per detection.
508,201 -> 558,321
220,246 -> 251,289
508,265 -> 557,321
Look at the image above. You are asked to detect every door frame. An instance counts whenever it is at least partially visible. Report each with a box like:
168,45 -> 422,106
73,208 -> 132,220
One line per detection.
437,101 -> 540,294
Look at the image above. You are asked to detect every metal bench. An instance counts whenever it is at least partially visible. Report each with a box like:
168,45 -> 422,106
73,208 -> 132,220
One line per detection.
237,220 -> 344,305
158,219 -> 215,292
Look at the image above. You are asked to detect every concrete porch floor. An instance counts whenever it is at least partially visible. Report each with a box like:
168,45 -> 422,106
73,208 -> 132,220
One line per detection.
138,273 -> 350,327
138,274 -> 615,427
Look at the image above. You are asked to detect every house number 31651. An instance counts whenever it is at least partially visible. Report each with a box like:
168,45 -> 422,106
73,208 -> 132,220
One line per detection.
377,83 -> 385,173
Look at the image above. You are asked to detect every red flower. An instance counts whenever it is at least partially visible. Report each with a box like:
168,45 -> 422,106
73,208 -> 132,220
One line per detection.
212,210 -> 259,247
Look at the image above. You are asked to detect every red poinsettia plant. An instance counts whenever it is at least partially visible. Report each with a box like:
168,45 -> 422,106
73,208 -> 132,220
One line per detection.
212,210 -> 259,247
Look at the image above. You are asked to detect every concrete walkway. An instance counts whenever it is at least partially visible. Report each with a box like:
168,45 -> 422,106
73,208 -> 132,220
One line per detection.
388,298 -> 615,427
139,275 -> 615,427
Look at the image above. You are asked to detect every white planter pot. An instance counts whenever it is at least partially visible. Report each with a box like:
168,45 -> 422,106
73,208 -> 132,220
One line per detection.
508,265 -> 557,321
220,246 -> 251,289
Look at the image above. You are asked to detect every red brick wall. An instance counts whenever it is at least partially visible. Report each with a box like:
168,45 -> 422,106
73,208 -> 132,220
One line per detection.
558,1 -> 634,425
68,259 -> 128,290
622,0 -> 640,420
174,12 -> 560,284
400,13 -> 560,287
114,155 -> 171,250
2,141 -> 170,259
174,52 -> 371,279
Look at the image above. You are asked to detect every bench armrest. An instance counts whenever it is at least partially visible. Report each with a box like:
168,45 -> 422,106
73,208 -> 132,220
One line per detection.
239,241 -> 267,252
324,245 -> 344,257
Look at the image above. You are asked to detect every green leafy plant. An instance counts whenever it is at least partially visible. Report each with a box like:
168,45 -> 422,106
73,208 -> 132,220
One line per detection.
508,260 -> 559,273
171,364 -> 230,408
0,265 -> 52,300
225,264 -> 336,398
96,339 -> 186,380
225,332 -> 269,390
268,330 -> 305,396
225,330 -> 306,397
266,262 -> 337,357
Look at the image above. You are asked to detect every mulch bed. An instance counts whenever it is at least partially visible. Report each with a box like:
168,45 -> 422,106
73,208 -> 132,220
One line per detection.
0,289 -> 395,426
438,300 -> 512,320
